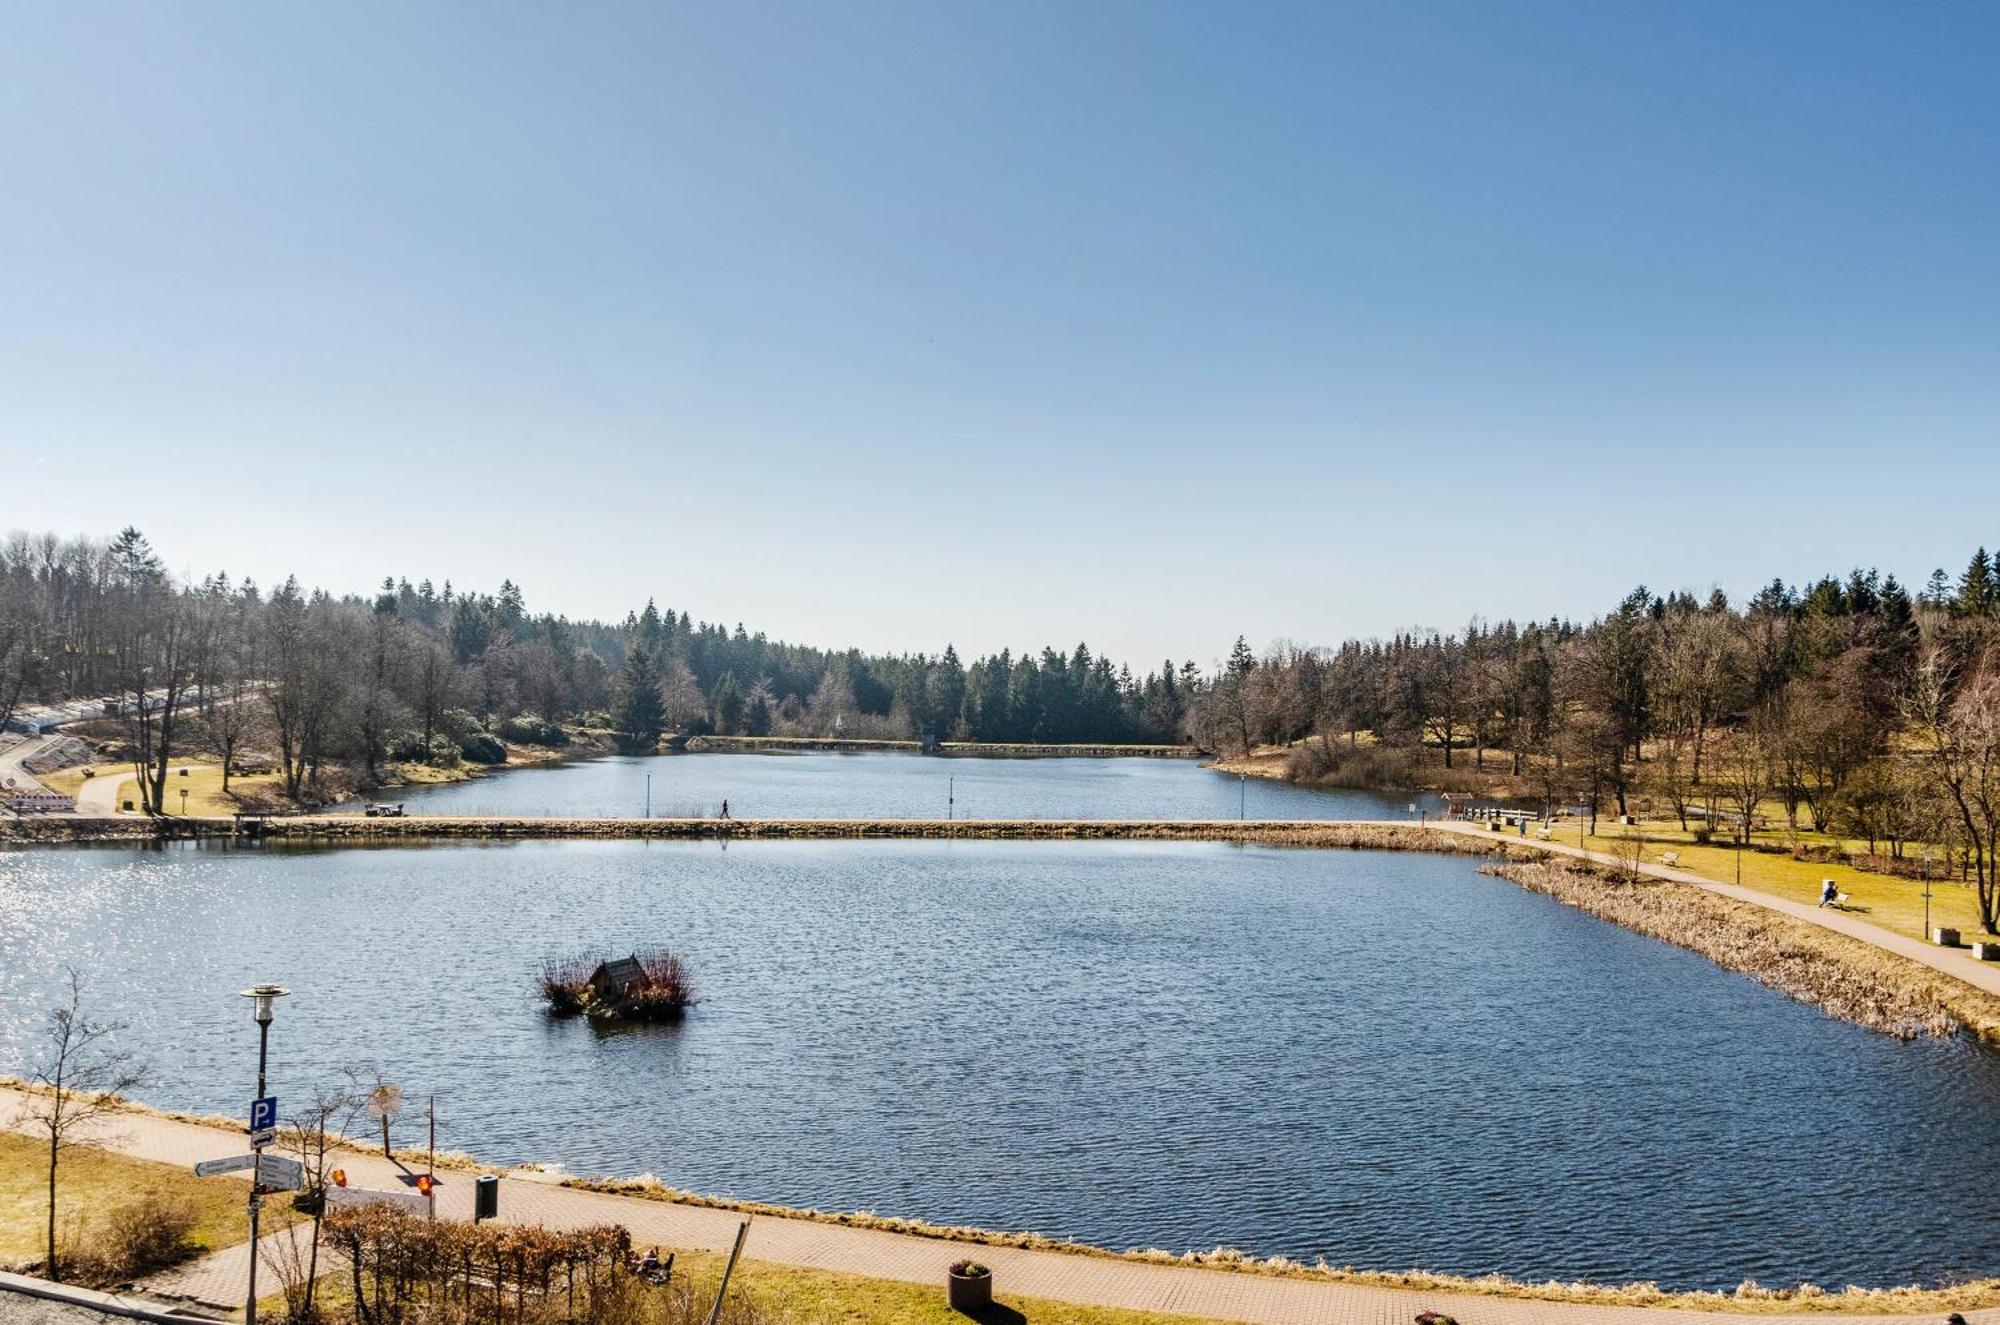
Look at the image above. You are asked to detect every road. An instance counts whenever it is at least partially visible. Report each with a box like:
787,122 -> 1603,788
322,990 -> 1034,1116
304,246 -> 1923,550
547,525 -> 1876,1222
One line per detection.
0,734 -> 62,796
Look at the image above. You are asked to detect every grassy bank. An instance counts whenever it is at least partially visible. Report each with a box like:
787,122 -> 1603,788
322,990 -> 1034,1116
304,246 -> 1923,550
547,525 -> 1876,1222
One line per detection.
0,1129 -> 283,1277
1211,740 -> 1530,799
1490,857 -> 2000,1042
1565,821 -> 1997,946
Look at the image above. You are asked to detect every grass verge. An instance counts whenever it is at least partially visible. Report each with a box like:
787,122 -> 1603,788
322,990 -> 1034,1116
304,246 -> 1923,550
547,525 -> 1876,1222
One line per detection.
0,1128 -> 293,1275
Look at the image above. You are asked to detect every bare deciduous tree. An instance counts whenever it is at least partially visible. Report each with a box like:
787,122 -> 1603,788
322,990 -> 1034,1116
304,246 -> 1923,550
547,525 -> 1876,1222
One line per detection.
15,970 -> 148,1280
272,1083 -> 362,1323
1907,647 -> 2000,934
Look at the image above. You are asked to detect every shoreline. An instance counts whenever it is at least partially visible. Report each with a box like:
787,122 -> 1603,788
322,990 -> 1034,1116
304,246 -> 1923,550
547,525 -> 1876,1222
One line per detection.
4,1080 -> 1996,1315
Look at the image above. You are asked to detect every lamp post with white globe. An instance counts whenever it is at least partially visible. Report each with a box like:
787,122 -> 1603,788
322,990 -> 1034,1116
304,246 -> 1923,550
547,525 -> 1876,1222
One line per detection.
240,984 -> 289,1325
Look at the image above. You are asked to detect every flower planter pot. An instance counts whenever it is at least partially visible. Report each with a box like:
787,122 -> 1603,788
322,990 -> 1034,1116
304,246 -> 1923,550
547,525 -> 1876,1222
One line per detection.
947,1266 -> 992,1314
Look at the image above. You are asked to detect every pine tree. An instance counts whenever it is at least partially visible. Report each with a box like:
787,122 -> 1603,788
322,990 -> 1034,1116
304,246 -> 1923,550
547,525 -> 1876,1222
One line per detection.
743,688 -> 772,737
1223,636 -> 1258,755
711,671 -> 744,735
611,643 -> 667,753
1956,548 -> 1995,618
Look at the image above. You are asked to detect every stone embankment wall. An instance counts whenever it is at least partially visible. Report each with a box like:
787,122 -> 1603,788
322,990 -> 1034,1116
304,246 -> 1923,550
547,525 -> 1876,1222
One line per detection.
5,814 -> 1514,853
687,735 -> 1202,759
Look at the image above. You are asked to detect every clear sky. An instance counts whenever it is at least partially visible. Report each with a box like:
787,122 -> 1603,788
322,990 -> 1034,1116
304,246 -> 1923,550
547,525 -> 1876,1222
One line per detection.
3,2 -> 1995,667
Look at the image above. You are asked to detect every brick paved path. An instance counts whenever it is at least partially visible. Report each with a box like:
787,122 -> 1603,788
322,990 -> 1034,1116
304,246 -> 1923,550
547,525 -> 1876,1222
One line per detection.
4,1088 -> 1993,1325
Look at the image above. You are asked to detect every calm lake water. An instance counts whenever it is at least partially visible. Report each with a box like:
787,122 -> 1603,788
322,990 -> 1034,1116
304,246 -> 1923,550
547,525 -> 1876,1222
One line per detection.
4,837 -> 1999,1290
362,750 -> 1410,820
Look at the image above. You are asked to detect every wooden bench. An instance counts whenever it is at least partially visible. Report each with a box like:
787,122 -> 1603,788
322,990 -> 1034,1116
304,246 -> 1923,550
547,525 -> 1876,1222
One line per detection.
1972,941 -> 2000,962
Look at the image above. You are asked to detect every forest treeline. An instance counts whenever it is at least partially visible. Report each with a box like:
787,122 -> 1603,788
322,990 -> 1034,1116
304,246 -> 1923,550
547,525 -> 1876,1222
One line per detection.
0,528 -> 1196,809
1196,552 -> 2000,933
6,527 -> 2000,932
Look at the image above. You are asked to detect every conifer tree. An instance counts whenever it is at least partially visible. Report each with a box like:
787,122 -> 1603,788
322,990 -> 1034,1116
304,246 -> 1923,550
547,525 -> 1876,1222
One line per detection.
611,642 -> 667,753
1957,549 -> 1995,617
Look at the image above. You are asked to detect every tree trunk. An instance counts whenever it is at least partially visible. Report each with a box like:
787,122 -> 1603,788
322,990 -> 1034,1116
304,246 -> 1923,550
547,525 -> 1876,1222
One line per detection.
46,1129 -> 59,1280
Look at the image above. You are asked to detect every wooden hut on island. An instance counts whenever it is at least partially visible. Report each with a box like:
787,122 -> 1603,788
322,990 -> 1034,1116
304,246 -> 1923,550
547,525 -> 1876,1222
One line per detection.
586,956 -> 648,1004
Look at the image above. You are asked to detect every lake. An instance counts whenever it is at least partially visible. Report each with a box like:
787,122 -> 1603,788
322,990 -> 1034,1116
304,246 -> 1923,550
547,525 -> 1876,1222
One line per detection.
4,836 -> 1998,1291
360,750 -> 1411,820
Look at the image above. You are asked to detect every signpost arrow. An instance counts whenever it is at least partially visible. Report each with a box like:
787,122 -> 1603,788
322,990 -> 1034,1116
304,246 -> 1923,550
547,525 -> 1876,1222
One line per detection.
193,1154 -> 258,1178
255,1154 -> 305,1192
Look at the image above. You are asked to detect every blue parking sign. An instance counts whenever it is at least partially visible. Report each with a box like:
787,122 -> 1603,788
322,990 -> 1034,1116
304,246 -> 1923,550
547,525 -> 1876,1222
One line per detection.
250,1096 -> 277,1133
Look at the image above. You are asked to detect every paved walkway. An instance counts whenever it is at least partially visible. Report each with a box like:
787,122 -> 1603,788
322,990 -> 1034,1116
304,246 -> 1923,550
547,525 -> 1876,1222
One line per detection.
1428,821 -> 2000,999
2,1089 -> 1993,1325
71,771 -> 132,817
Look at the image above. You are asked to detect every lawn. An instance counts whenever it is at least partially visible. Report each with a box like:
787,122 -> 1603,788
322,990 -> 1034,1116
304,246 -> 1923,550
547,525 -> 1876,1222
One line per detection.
39,758 -> 287,816
1555,815 -> 1996,947
0,1128 -> 283,1272
725,1254 -> 1226,1325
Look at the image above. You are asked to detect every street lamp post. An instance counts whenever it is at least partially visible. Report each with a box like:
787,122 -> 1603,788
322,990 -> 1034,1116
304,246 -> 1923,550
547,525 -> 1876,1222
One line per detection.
241,984 -> 289,1325
1922,848 -> 1935,937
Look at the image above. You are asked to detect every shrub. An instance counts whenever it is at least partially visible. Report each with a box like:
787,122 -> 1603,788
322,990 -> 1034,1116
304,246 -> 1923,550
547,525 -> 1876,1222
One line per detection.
540,949 -> 695,1023
100,1191 -> 199,1280
459,731 -> 507,764
949,1259 -> 990,1278
539,954 -> 594,1014
324,1205 -> 629,1323
497,713 -> 569,747
617,951 -> 695,1021
388,730 -> 429,761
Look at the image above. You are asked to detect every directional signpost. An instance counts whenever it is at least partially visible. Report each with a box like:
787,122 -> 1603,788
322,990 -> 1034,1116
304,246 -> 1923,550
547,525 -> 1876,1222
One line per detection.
256,1153 -> 305,1192
193,1153 -> 258,1178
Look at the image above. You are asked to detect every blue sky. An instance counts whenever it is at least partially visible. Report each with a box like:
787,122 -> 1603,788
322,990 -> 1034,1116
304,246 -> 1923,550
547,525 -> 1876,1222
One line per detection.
3,2 -> 1995,665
